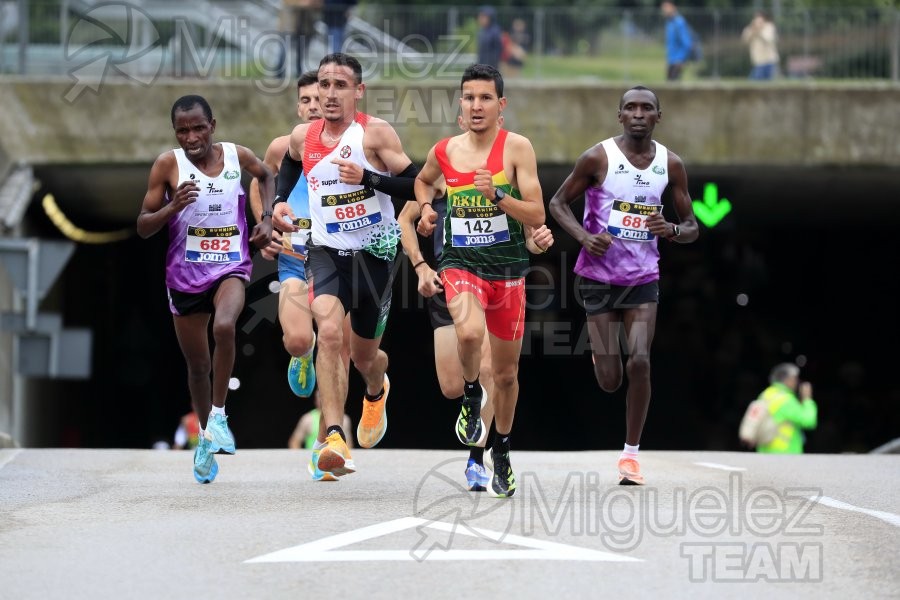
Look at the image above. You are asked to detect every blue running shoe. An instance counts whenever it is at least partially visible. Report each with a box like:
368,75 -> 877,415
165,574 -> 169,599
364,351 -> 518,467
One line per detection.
308,448 -> 338,482
465,458 -> 489,492
193,436 -> 218,484
288,333 -> 316,398
205,413 -> 236,455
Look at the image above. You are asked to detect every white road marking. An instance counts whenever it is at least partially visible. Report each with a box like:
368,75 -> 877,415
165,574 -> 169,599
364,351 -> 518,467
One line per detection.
694,462 -> 747,472
811,496 -> 900,528
245,516 -> 642,563
0,449 -> 22,471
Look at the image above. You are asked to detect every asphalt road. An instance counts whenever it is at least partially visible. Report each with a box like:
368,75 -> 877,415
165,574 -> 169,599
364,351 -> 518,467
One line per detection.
1,448 -> 898,599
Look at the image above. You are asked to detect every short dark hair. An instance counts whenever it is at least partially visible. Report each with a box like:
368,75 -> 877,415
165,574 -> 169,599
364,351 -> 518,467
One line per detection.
171,95 -> 212,126
461,63 -> 504,98
619,85 -> 660,111
297,70 -> 319,91
319,52 -> 363,84
769,363 -> 800,384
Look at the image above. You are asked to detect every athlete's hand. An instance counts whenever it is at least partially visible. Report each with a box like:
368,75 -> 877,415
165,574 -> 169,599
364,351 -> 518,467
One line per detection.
799,382 -> 813,400
582,231 -> 614,256
261,230 -> 283,261
331,158 -> 364,185
646,211 -> 672,239
473,162 -> 497,202
250,219 -> 273,250
531,225 -> 554,254
416,264 -> 443,298
417,203 -> 438,237
172,180 -> 199,212
273,203 -> 299,233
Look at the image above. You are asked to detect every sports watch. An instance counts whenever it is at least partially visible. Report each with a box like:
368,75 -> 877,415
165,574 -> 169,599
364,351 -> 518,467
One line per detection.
493,187 -> 506,203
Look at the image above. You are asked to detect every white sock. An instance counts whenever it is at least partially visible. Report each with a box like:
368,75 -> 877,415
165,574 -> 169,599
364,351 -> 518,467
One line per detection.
313,439 -> 327,450
621,443 -> 639,459
210,406 -> 226,417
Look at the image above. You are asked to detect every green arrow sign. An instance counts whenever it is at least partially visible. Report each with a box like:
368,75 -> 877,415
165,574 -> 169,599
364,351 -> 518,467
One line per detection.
692,182 -> 732,228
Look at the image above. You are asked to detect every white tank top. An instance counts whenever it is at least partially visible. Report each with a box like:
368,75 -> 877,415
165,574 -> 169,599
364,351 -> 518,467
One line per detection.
303,114 -> 399,260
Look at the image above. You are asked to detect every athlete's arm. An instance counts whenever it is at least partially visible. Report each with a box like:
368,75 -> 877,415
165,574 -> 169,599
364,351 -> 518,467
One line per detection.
414,146 -> 442,237
398,200 -> 442,298
250,136 -> 287,222
137,152 -> 193,239
273,123 -> 311,233
495,133 -> 545,228
360,119 -> 420,208
646,151 -> 699,243
525,224 -> 555,255
548,143 -> 615,257
237,145 -> 274,249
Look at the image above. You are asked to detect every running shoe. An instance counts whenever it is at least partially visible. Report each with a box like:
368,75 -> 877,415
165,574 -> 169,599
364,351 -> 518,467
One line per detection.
287,333 -> 317,398
193,436 -> 218,484
455,386 -> 487,446
357,373 -> 390,448
316,432 -> 356,477
465,458 -> 489,492
205,413 -> 236,455
308,447 -> 338,482
617,457 -> 645,486
487,448 -> 517,498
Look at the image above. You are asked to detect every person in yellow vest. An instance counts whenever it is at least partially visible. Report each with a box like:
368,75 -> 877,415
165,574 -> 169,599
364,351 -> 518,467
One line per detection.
289,394 -> 353,451
757,363 -> 817,454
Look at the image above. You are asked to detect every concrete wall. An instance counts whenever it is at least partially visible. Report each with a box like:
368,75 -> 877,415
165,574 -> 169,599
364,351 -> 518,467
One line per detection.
0,76 -> 898,168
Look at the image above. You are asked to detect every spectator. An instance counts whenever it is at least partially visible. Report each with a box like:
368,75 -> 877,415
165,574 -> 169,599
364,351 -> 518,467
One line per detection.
323,0 -> 358,53
277,0 -> 321,78
501,17 -> 529,78
477,5 -> 503,68
755,363 -> 818,454
661,1 -> 693,81
741,10 -> 779,80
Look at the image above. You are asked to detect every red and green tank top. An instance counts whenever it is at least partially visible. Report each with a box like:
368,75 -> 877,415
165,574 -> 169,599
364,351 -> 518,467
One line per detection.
434,129 -> 528,280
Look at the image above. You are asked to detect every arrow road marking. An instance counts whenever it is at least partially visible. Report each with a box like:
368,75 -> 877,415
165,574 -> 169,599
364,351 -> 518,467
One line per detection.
245,516 -> 642,563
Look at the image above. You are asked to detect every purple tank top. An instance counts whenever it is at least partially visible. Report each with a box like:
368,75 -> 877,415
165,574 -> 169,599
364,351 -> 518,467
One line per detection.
165,142 -> 251,293
575,138 -> 669,286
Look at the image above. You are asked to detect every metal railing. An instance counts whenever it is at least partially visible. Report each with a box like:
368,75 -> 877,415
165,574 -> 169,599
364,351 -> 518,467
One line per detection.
1,1 -> 898,82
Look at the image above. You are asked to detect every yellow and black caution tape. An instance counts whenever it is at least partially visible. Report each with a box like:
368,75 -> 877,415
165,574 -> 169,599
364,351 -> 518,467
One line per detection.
41,194 -> 133,244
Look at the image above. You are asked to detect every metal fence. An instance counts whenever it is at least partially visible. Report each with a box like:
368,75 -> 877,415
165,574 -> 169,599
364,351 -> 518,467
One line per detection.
2,1 -> 898,82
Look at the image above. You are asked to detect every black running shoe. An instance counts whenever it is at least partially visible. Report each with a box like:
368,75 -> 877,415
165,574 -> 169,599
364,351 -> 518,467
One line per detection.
455,386 -> 486,446
487,448 -> 517,498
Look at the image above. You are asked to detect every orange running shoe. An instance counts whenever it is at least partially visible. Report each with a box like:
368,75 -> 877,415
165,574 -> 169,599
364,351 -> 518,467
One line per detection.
316,432 -> 356,477
357,373 -> 389,448
618,457 -> 645,486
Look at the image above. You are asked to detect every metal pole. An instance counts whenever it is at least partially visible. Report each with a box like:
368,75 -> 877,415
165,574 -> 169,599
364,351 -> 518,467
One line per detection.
17,0 -> 28,74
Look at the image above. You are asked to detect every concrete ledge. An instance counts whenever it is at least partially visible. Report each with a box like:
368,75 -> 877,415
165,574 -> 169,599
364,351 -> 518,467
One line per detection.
1,76 -> 899,168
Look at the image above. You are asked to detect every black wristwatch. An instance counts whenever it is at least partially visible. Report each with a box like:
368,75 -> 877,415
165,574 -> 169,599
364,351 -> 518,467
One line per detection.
493,187 -> 506,203
670,223 -> 681,238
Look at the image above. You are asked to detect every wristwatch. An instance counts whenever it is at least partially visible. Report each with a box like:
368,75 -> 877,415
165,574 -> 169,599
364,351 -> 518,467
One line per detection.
261,210 -> 273,219
493,187 -> 506,203
670,223 -> 681,238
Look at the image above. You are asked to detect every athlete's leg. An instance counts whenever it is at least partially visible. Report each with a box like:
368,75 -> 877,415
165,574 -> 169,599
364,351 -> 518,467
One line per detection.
477,333 -> 495,436
448,292 -> 487,382
486,334 -> 523,435
587,310 -> 624,393
279,277 -> 314,357
210,278 -> 245,408
621,303 -> 657,446
433,325 -> 464,399
310,294 -> 349,430
172,313 -> 212,427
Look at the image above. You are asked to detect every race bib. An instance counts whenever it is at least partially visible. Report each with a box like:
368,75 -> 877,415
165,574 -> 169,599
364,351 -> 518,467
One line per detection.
282,217 -> 312,257
606,200 -> 660,242
185,225 -> 242,263
321,188 -> 382,233
450,204 -> 510,248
